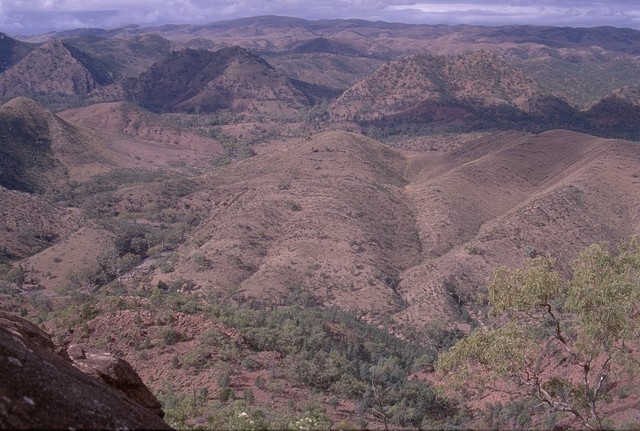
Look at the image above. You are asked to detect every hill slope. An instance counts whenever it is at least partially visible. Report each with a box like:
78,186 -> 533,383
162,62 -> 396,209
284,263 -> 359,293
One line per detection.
0,97 -> 125,193
397,129 -> 640,326
0,186 -> 82,261
0,33 -> 34,73
143,129 -> 640,327
0,40 -> 118,106
0,97 -> 225,198
61,34 -> 174,80
127,46 -> 309,116
582,85 -> 640,139
0,97 -> 76,192
59,101 -> 224,159
329,50 -> 548,122
161,131 -> 419,317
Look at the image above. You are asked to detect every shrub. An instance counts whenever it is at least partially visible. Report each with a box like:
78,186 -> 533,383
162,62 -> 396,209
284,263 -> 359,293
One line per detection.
182,347 -> 211,370
160,327 -> 182,345
219,388 -> 234,403
192,252 -> 211,271
285,200 -> 302,211
254,375 -> 266,389
4,265 -> 25,286
218,369 -> 232,389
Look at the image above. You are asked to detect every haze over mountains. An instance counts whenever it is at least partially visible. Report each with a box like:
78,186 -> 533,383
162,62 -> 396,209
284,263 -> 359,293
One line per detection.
1,15 -> 640,430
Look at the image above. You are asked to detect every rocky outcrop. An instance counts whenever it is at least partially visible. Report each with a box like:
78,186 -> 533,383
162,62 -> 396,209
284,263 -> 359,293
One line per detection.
0,311 -> 170,429
67,343 -> 165,418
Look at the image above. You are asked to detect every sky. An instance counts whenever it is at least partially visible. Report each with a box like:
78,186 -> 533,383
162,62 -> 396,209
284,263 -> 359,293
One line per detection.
1,0 -> 639,36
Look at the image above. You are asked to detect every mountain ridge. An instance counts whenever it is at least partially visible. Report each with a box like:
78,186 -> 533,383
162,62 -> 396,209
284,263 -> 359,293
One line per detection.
126,46 -> 310,115
17,17 -> 640,60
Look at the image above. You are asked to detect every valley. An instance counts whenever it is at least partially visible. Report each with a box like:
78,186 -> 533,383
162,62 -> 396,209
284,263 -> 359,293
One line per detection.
1,16 -> 640,430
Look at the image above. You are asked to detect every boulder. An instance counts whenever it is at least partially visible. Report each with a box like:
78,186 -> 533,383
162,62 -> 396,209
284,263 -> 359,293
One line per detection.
67,343 -> 165,418
0,311 -> 171,429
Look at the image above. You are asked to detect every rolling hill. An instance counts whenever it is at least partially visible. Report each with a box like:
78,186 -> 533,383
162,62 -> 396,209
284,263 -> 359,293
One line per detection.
0,34 -> 173,110
128,129 -> 640,329
0,40 -> 120,108
5,100 -> 639,328
0,97 -> 96,193
328,50 -> 550,124
61,34 -> 174,80
520,56 -> 640,108
126,46 -> 310,115
397,129 -> 640,326
59,101 -> 224,158
161,131 -> 419,317
4,18 -> 640,139
21,18 -> 640,59
0,97 -> 225,199
4,126 -> 636,429
582,85 -> 640,138
0,185 -> 82,262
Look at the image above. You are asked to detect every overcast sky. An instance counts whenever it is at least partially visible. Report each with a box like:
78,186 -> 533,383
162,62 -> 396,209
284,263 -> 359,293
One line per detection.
2,1 -> 640,36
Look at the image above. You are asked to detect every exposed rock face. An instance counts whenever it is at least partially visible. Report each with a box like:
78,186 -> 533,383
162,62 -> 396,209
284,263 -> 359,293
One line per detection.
67,343 -> 165,418
0,311 -> 170,429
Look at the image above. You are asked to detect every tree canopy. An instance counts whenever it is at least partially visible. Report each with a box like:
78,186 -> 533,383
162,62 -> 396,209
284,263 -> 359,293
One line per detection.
437,239 -> 640,430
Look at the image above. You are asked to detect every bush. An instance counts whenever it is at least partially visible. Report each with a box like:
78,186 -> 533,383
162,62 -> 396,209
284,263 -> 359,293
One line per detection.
254,375 -> 266,389
192,252 -> 211,271
200,326 -> 227,347
219,388 -> 234,403
160,327 -> 182,345
243,389 -> 255,403
171,355 -> 180,369
4,265 -> 25,286
182,347 -> 211,370
218,369 -> 232,388
207,403 -> 267,431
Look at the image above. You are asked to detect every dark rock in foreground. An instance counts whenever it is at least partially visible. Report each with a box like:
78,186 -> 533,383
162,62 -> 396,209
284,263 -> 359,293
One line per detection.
67,343 -> 166,418
0,311 -> 171,429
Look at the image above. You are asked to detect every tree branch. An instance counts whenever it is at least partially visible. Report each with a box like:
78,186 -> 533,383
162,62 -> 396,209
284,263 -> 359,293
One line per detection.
542,302 -> 584,366
533,374 -> 596,431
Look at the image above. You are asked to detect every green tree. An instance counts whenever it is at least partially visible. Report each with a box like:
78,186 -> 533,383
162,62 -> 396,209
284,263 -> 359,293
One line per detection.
437,240 -> 640,431
4,264 -> 26,286
160,327 -> 182,345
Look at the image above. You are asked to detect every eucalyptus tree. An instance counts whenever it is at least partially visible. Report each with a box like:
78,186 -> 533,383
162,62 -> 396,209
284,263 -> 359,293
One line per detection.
438,239 -> 640,430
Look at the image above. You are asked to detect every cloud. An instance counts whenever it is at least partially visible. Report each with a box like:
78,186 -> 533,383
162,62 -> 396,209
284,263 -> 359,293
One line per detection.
386,2 -> 640,27
1,0 -> 639,35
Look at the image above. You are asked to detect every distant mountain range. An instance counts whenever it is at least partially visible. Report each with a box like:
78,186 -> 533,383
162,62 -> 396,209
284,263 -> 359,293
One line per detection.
1,17 -> 640,138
